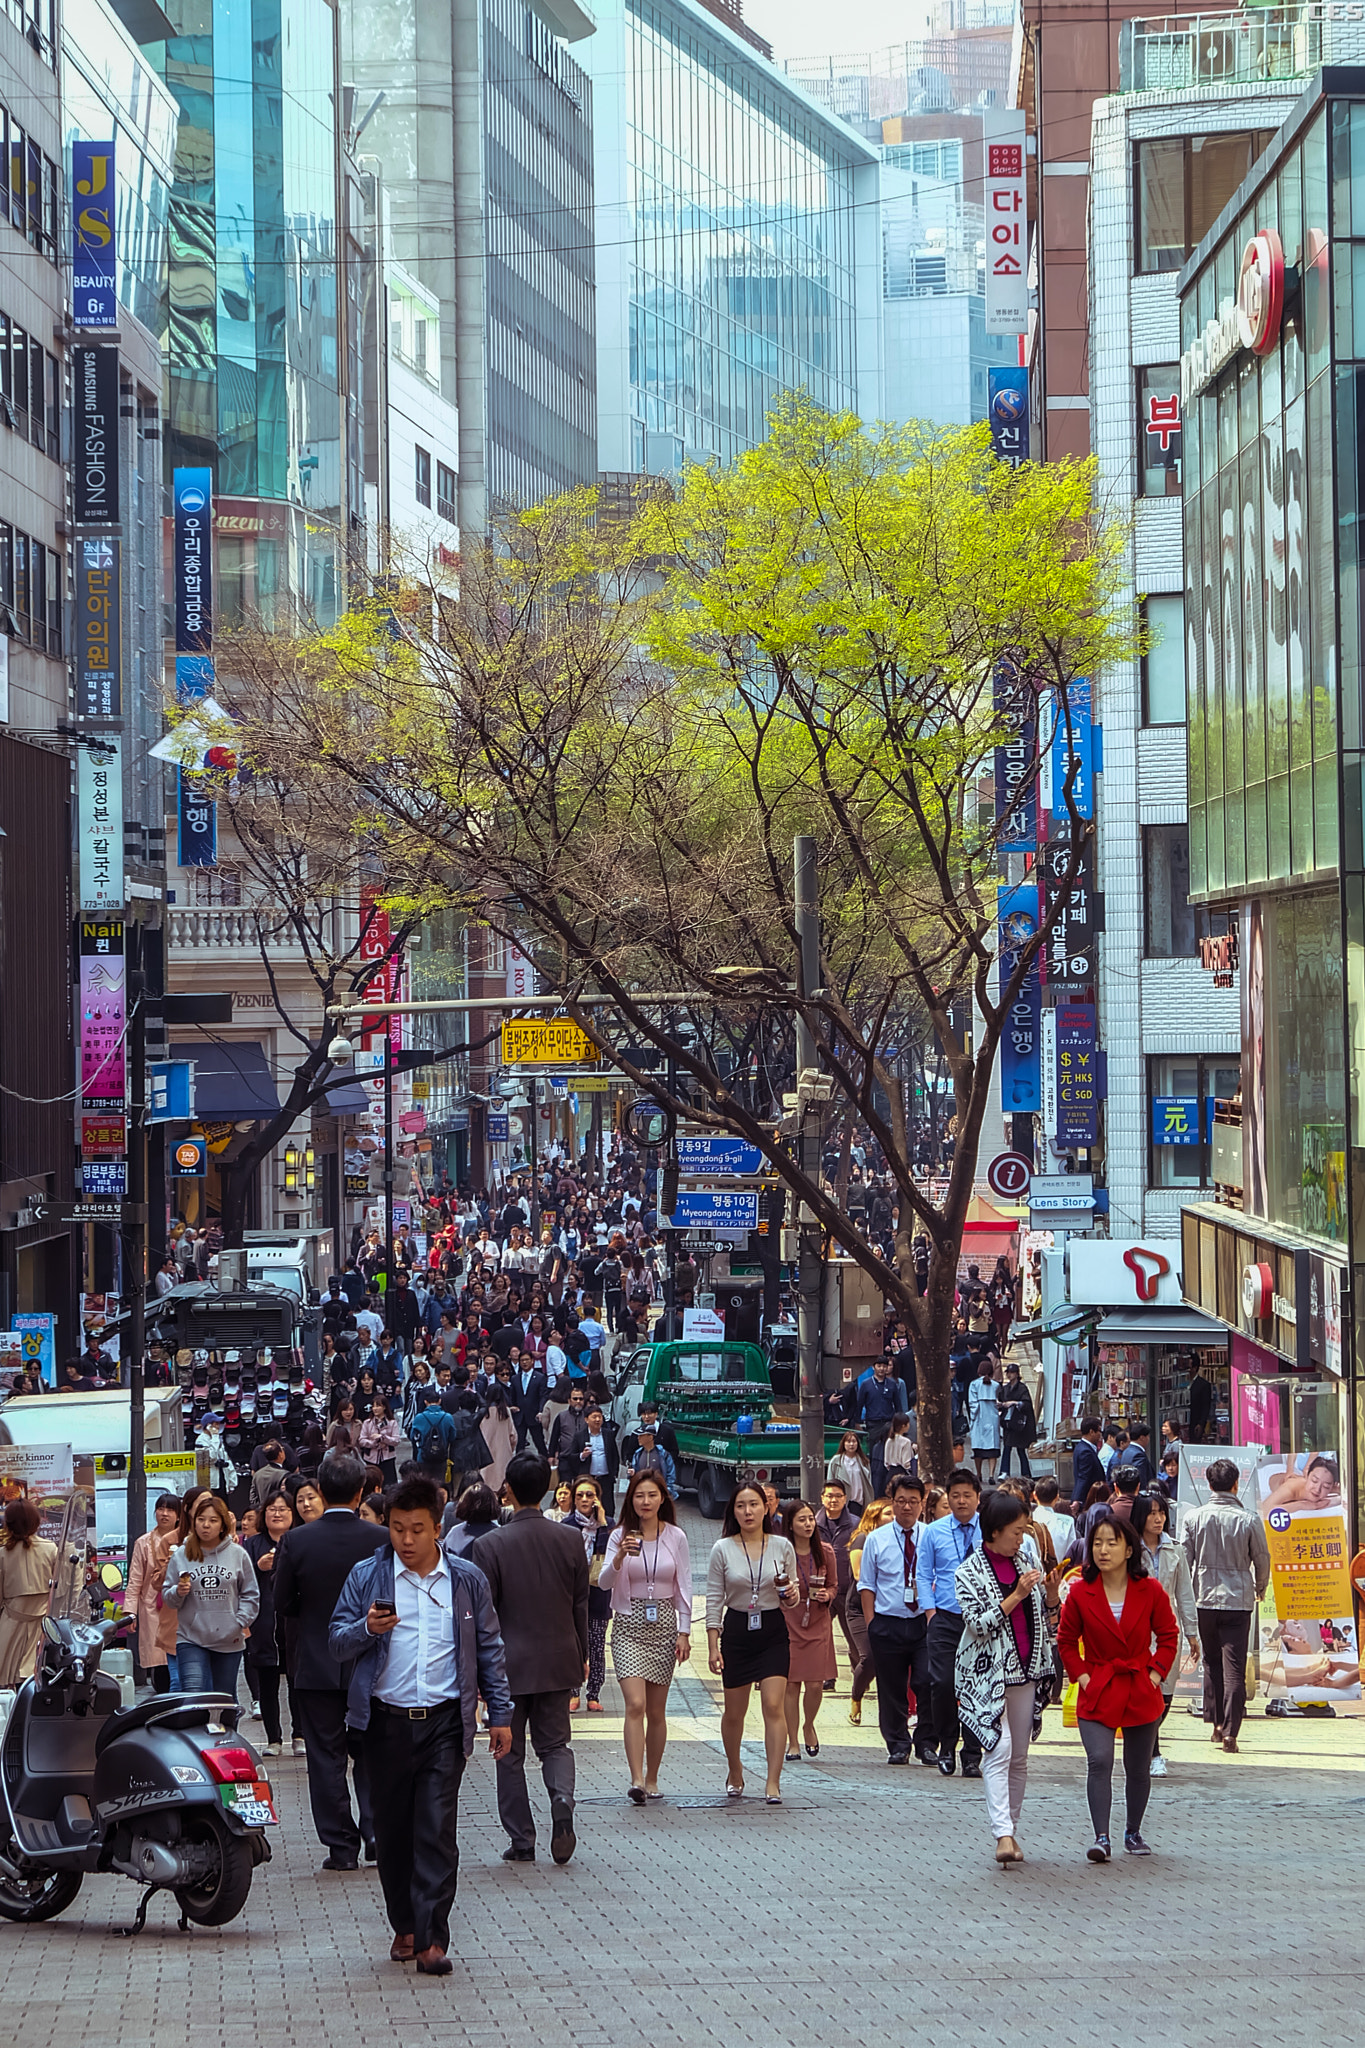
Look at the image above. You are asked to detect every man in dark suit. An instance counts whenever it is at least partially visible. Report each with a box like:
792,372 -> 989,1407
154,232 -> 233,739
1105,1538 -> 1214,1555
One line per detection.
511,1357 -> 549,1453
475,1451 -> 589,1865
1069,1416 -> 1107,1518
274,1450 -> 389,1871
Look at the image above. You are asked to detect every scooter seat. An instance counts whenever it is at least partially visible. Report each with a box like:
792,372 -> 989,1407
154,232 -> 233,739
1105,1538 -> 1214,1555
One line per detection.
93,1691 -> 238,1755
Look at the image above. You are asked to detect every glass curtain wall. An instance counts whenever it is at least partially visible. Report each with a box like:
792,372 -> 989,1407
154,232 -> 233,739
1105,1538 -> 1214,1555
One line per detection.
159,0 -> 342,626
625,0 -> 860,466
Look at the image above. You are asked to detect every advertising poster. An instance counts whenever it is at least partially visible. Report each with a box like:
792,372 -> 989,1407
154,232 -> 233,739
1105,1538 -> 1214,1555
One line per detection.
0,1444 -> 85,1554
11,1311 -> 56,1388
1255,1451 -> 1360,1702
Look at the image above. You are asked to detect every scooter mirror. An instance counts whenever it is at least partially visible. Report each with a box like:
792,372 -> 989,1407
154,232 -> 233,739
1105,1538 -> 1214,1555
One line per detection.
41,1615 -> 62,1643
99,1563 -> 124,1592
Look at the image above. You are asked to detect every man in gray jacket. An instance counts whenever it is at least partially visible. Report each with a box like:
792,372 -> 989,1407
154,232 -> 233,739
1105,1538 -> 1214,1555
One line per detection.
331,1473 -> 512,1973
475,1450 -> 589,1866
1181,1457 -> 1271,1754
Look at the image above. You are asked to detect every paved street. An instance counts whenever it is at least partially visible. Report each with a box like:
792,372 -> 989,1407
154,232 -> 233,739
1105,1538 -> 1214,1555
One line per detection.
2,1509 -> 1363,2048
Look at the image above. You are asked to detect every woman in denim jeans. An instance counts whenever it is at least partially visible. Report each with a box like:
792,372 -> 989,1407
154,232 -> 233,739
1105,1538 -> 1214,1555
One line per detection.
162,1493 -> 260,1698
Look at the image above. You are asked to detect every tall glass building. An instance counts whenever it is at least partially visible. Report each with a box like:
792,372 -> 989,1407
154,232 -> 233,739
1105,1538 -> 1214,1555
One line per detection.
158,0 -> 345,624
582,0 -> 882,471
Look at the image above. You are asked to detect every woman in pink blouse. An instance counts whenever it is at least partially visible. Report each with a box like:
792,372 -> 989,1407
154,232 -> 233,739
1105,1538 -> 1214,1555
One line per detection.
599,1470 -> 693,1802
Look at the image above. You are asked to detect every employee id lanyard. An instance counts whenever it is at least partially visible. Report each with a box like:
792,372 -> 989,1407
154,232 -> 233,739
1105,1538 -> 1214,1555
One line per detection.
901,1527 -> 919,1612
744,1534 -> 767,1631
643,1534 -> 663,1623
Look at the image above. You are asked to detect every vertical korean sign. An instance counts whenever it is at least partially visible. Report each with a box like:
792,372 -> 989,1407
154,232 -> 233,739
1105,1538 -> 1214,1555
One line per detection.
174,468 -> 215,864
75,537 -> 121,720
78,742 -> 122,912
983,109 -> 1027,336
78,917 -> 127,1198
993,664 -> 1036,853
988,366 -> 1030,467
73,345 -> 120,525
72,139 -> 117,329
998,884 -> 1041,1116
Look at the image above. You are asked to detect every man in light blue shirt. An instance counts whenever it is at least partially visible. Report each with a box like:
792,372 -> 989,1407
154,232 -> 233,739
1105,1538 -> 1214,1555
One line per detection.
857,1475 -> 932,1765
914,1466 -> 983,1777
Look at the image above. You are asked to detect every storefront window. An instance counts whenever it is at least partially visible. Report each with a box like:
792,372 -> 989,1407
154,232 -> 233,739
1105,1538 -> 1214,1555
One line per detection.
1244,892 -> 1347,1240
1149,1053 -> 1240,1187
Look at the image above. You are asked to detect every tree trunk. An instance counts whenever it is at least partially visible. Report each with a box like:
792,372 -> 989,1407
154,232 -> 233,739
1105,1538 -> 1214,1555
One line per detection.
915,1253 -> 959,1484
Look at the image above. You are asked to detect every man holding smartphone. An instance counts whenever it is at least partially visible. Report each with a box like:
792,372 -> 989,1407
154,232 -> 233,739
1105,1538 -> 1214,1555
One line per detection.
331,1474 -> 513,1975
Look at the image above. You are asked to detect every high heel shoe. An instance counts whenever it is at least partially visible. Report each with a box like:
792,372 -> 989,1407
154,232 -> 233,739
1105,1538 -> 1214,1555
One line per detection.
848,1700 -> 862,1726
725,1780 -> 744,1798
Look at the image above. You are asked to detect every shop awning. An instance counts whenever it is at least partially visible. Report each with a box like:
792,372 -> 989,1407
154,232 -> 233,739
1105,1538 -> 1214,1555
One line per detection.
174,1040 -> 280,1120
318,1072 -> 371,1115
1094,1308 -> 1228,1348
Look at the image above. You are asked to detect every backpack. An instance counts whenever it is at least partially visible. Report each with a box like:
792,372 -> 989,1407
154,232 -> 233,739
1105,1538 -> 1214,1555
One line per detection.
411,1407 -> 452,1462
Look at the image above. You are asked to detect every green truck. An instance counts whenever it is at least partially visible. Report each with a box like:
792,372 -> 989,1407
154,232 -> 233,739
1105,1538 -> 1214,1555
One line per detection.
609,1338 -> 850,1518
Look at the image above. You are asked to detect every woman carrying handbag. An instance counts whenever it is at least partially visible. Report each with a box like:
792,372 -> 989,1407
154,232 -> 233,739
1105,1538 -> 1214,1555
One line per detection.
955,1487 -> 1054,1867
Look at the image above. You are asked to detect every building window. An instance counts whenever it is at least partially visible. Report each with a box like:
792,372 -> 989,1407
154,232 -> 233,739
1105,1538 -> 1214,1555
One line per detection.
1144,824 -> 1213,957
415,443 -> 431,508
191,865 -> 242,906
1135,131 -> 1276,272
1142,593 -> 1186,724
436,461 -> 456,524
1149,1053 -> 1240,1188
1137,367 -> 1181,495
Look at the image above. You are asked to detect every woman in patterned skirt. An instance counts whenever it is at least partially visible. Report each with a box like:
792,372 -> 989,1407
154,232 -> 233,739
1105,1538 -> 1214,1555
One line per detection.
599,1470 -> 693,1803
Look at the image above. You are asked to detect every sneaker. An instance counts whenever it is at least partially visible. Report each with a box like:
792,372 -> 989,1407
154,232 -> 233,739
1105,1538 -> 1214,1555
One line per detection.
1149,1755 -> 1168,1777
1086,1835 -> 1111,1864
264,1741 -> 283,1757
1124,1831 -> 1153,1856
244,1706 -> 262,1720
292,1737 -> 307,1757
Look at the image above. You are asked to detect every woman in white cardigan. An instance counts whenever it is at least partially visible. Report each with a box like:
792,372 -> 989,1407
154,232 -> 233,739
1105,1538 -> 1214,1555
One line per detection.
954,1486 -> 1052,1868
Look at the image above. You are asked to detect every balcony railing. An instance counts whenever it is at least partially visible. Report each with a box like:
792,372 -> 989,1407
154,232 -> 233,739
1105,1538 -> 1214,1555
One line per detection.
1118,7 -> 1365,92
168,907 -> 257,949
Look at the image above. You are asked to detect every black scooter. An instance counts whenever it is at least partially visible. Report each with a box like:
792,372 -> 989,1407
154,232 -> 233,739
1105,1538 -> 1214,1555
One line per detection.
0,1498 -> 275,1932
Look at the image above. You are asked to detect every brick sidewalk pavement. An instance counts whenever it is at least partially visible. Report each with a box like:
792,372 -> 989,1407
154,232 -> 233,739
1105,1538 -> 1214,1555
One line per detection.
2,1511 -> 1363,2048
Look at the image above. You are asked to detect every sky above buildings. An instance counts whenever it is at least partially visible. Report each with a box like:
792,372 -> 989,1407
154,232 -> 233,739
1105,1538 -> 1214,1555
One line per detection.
747,0 -> 936,60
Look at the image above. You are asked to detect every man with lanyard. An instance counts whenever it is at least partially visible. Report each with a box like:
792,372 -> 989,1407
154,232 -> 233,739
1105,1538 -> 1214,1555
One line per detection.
857,1474 -> 932,1765
914,1466 -> 983,1777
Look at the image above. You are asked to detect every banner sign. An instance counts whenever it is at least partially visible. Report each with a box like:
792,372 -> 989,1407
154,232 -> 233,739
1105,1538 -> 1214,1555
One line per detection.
80,1113 -> 126,1157
987,366 -> 1029,466
177,768 -> 217,867
1049,677 -> 1094,821
501,1018 -> 600,1067
1039,834 -> 1097,994
998,883 -> 1041,1115
10,1315 -> 56,1389
1152,1096 -> 1200,1146
72,139 -> 117,328
171,1135 -> 207,1176
1256,1452 -> 1360,1702
1054,1001 -> 1099,1146
982,109 -> 1027,335
73,345 -> 120,524
78,918 -> 126,1121
485,1111 -> 510,1142
173,467 -> 212,653
993,665 -> 1036,853
75,537 -> 121,720
77,742 -> 122,912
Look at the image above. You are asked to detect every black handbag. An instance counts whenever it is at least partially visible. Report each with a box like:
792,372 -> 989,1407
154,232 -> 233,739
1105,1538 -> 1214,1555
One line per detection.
446,1417 -> 493,1471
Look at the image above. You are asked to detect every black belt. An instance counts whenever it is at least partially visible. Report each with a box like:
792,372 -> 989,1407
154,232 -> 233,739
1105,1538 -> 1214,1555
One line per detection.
372,1698 -> 460,1719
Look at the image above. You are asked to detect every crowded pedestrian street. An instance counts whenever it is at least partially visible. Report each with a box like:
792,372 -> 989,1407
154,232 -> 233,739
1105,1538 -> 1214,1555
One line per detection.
0,1501 -> 1358,2048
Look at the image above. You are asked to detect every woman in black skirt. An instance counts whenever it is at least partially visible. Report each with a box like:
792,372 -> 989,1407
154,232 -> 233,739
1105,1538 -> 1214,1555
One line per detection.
706,1480 -> 800,1804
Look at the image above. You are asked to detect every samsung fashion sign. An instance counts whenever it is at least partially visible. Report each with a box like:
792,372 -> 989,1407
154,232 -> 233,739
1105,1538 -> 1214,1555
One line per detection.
1180,229 -> 1285,404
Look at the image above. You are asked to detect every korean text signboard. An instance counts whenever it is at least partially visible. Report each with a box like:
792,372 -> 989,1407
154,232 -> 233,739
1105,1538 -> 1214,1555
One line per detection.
983,110 -> 1027,336
72,140 -> 116,328
1039,835 -> 1097,995
993,664 -> 1036,853
73,345 -> 119,524
501,1018 -> 600,1067
1256,1454 -> 1359,1703
78,743 -> 122,911
676,1134 -> 764,1176
174,468 -> 213,655
75,537 -> 121,720
661,1188 -> 760,1231
998,883 -> 1041,1115
988,366 -> 1029,467
1054,1002 -> 1099,1146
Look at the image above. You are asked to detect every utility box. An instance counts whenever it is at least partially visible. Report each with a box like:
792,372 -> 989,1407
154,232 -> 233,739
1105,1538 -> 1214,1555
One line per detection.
823,1260 -> 883,1360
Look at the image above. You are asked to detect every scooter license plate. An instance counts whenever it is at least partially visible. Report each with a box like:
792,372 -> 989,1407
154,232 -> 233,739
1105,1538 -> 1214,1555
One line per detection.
220,1781 -> 279,1827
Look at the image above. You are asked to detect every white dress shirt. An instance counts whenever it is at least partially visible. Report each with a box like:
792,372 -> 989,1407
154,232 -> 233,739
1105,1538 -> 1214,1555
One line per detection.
374,1562 -> 460,1708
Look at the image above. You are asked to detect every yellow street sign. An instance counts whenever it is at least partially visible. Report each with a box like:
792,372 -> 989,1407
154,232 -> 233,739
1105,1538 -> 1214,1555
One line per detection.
501,1017 -> 600,1067
567,1075 -> 611,1092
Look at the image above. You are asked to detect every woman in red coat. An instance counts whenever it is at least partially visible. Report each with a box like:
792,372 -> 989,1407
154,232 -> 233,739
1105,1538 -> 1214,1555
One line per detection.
1058,1509 -> 1179,1863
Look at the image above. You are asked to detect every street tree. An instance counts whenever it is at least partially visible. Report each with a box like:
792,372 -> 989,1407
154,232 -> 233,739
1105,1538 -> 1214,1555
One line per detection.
235,398 -> 1134,1478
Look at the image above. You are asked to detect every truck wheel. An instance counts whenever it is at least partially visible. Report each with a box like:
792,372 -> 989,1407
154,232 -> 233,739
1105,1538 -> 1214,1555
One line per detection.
695,1464 -> 726,1519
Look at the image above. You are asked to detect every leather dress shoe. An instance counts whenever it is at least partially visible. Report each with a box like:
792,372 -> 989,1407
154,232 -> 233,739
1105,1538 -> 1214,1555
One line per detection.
389,1934 -> 414,1962
365,1838 -> 378,1862
321,1853 -> 359,1871
1222,1735 -> 1239,1753
550,1798 -> 577,1865
961,1761 -> 983,1779
937,1755 -> 956,1777
502,1845 -> 535,1862
415,1946 -> 453,1976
